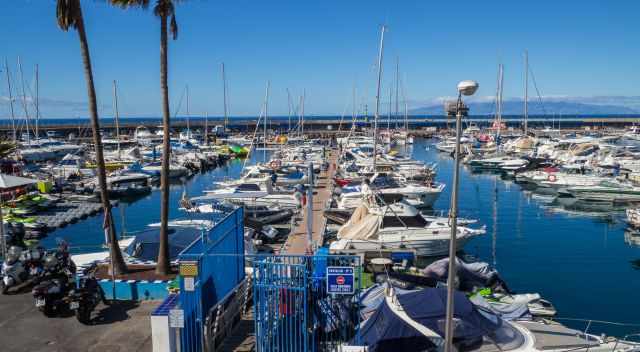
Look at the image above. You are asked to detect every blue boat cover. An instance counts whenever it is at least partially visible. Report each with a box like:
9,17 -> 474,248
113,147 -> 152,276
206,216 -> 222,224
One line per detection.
357,287 -> 505,352
397,288 -> 501,340
357,294 -> 436,352
124,227 -> 201,262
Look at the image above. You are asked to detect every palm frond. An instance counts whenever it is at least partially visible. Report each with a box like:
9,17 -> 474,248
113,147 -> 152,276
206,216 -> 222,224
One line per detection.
109,0 -> 151,9
153,0 -> 174,18
56,0 -> 81,31
170,14 -> 178,40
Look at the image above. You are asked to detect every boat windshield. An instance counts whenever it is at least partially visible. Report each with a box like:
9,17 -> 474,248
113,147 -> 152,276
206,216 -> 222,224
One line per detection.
372,174 -> 400,188
382,215 -> 428,228
236,183 -> 261,191
471,321 -> 526,352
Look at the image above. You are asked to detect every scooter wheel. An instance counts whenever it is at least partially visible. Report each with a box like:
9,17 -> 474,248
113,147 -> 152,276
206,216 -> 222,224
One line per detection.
75,306 -> 92,325
40,303 -> 55,317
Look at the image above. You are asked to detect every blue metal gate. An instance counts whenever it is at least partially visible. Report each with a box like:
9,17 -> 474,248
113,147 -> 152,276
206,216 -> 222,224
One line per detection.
178,206 -> 245,352
252,253 -> 362,352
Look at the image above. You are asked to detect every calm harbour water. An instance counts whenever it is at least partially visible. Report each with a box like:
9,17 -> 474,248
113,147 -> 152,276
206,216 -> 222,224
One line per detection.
415,138 -> 640,336
41,138 -> 639,336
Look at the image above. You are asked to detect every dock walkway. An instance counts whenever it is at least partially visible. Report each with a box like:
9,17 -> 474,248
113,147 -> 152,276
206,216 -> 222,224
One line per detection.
283,150 -> 337,254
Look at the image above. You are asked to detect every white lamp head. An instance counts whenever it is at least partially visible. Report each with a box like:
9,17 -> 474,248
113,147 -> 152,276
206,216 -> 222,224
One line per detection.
457,80 -> 479,96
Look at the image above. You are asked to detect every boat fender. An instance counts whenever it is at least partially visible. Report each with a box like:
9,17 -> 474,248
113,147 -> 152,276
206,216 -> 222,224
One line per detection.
547,174 -> 557,182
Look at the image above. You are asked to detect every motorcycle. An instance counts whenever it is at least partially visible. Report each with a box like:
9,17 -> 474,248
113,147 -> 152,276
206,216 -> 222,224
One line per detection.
32,248 -> 76,317
0,246 -> 29,294
68,263 -> 105,324
20,246 -> 45,278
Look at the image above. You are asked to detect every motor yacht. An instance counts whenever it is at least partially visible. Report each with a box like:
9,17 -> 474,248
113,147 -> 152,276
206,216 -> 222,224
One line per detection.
329,202 -> 485,256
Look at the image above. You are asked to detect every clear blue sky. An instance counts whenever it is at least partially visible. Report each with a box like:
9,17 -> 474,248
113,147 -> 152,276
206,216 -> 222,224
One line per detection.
1,0 -> 639,118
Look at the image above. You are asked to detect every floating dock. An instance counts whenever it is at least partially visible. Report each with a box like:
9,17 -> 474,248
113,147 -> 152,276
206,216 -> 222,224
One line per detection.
283,149 -> 337,254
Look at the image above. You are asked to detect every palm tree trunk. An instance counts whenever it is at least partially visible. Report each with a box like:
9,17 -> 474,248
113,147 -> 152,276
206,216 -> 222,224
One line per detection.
156,13 -> 171,275
76,4 -> 127,275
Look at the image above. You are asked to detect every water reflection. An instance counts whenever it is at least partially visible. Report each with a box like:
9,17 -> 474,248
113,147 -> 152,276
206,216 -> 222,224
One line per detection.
624,229 -> 640,248
412,138 -> 640,335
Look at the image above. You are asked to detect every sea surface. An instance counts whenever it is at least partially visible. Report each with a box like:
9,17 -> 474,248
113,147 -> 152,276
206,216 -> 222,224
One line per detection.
1,114 -> 638,127
416,138 -> 640,337
40,138 -> 640,337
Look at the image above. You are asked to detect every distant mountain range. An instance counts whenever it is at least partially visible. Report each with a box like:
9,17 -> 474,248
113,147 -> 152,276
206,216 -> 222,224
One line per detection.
409,96 -> 640,115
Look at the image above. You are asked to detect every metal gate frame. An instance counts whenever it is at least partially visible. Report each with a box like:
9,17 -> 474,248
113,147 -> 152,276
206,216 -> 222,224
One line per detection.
252,254 -> 362,352
178,207 -> 246,352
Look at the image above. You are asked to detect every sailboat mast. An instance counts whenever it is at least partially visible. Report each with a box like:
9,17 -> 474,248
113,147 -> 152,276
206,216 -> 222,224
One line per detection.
4,59 -> 16,143
17,57 -> 30,144
395,57 -> 399,130
263,81 -> 270,159
401,75 -> 408,131
387,87 -> 392,132
499,64 -> 504,137
286,88 -> 292,132
186,85 -> 190,138
352,83 -> 357,130
35,64 -> 39,142
204,111 -> 208,145
112,80 -> 121,157
222,63 -> 228,132
373,25 -> 386,171
524,50 -> 529,135
297,95 -> 303,136
301,90 -> 306,136
495,64 -> 504,138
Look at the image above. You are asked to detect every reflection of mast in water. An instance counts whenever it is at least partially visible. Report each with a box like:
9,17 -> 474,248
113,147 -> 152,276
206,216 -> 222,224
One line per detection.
492,176 -> 498,266
516,187 -> 523,239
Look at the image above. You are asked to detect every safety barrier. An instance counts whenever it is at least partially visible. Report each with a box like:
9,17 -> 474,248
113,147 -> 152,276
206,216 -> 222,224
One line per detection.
252,253 -> 362,352
177,206 -> 245,352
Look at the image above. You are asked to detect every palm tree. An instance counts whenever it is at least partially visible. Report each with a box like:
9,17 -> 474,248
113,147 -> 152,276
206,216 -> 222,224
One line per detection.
110,0 -> 178,275
56,0 -> 128,275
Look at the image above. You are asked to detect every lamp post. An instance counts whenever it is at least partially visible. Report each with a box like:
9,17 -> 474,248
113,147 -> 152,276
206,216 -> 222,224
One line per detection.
444,80 -> 478,352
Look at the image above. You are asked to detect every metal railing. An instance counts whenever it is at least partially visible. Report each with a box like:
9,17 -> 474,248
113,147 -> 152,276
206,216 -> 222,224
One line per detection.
251,254 -> 362,352
551,317 -> 640,350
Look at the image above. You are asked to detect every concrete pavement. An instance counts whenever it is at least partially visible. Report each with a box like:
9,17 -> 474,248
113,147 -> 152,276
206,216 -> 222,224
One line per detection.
0,292 -> 155,352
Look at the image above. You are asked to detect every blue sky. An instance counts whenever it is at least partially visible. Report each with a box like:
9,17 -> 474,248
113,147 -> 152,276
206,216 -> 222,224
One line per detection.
1,0 -> 640,118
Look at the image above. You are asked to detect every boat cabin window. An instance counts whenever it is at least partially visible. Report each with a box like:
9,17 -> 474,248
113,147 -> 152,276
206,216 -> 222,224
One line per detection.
372,174 -> 399,188
382,215 -> 428,228
237,183 -> 261,191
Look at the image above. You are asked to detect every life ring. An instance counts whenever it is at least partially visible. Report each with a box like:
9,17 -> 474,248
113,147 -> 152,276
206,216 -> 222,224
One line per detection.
547,174 -> 557,182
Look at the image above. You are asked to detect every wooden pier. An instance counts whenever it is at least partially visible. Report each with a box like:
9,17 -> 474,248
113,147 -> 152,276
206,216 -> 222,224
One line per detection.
283,150 -> 337,254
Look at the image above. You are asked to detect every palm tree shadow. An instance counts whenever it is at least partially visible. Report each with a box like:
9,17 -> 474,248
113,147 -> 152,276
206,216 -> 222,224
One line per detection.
91,300 -> 140,325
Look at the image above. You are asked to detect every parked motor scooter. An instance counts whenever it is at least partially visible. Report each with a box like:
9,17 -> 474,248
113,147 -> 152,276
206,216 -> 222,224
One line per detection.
68,263 -> 105,324
20,246 -> 45,278
0,246 -> 29,294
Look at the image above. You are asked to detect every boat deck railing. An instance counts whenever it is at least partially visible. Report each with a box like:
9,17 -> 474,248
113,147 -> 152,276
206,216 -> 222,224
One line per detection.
552,317 -> 640,346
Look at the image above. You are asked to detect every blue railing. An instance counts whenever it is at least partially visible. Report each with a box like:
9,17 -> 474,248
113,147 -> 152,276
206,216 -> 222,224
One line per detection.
178,206 -> 245,352
251,253 -> 362,352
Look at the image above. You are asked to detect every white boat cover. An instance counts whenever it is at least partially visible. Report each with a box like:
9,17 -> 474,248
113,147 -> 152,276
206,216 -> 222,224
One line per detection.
337,204 -> 381,240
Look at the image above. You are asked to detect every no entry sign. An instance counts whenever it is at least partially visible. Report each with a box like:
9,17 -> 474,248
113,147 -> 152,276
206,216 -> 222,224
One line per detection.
326,266 -> 354,294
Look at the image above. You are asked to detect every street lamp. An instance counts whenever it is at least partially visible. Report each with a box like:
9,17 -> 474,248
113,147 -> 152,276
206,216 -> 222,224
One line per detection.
444,80 -> 478,352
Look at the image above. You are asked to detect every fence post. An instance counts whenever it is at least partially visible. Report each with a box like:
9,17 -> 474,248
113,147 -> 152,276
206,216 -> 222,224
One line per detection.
307,162 -> 313,251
